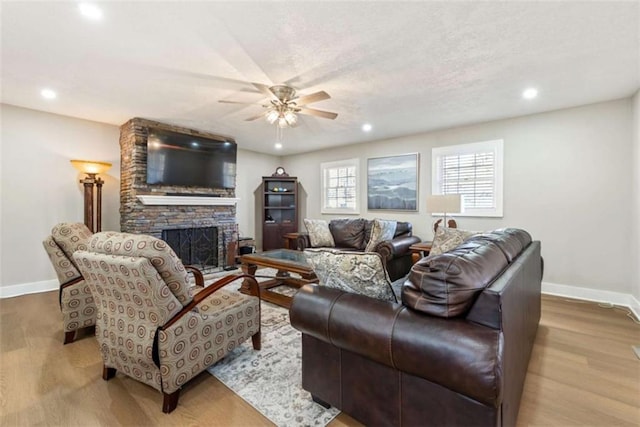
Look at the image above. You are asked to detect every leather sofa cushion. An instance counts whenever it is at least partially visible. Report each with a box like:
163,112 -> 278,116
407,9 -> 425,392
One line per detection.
466,228 -> 531,263
329,218 -> 366,250
394,221 -> 412,238
402,239 -> 508,317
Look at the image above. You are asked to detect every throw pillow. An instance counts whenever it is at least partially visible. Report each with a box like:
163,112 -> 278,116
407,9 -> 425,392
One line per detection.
329,218 -> 367,249
429,227 -> 476,256
364,219 -> 397,252
303,218 -> 335,247
304,249 -> 396,302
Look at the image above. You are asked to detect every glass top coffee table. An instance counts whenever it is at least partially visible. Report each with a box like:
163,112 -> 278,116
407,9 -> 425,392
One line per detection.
239,249 -> 318,308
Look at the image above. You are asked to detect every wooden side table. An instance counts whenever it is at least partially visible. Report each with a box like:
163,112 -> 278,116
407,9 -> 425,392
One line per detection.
283,232 -> 300,249
409,241 -> 433,264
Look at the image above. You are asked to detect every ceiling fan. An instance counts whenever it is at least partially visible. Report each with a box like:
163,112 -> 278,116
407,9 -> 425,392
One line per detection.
219,83 -> 338,128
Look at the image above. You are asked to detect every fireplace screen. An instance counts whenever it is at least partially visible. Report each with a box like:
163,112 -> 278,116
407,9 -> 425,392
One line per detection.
161,227 -> 218,271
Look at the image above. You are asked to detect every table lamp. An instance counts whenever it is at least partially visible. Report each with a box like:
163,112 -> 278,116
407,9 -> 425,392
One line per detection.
426,194 -> 461,229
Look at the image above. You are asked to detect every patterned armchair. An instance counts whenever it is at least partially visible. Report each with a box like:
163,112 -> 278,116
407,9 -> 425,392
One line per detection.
73,232 -> 261,413
42,222 -> 96,344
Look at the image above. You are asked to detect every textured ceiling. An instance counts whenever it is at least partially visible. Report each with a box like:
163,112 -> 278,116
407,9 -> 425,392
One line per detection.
1,1 -> 638,155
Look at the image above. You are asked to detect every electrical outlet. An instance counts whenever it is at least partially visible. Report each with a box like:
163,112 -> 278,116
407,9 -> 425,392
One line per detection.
633,345 -> 640,360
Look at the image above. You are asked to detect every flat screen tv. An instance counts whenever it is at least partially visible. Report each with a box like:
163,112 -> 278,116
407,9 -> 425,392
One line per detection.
146,128 -> 237,189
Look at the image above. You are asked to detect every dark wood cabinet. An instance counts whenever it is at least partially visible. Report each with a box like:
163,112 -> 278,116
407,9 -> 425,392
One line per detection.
261,175 -> 298,251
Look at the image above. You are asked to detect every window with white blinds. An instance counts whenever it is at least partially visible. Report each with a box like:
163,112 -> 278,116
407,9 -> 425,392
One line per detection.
321,158 -> 360,214
432,140 -> 504,217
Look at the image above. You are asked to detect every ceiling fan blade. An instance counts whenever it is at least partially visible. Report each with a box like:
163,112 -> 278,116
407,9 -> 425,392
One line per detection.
297,107 -> 338,120
218,100 -> 262,105
293,91 -> 330,106
245,112 -> 267,121
252,82 -> 279,101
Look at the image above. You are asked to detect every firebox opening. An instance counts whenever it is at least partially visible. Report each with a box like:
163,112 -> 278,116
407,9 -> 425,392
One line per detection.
161,226 -> 218,272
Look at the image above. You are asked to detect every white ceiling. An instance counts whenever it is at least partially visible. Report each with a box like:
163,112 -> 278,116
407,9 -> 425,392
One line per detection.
1,1 -> 638,155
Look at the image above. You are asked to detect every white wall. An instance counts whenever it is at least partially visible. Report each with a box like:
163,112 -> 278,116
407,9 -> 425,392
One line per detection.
284,98 -> 634,295
236,150 -> 281,249
632,90 -> 640,301
0,104 -> 279,295
1,104 -> 121,290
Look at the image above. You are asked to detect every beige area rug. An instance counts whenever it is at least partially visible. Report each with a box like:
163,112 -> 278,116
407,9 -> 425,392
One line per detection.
205,269 -> 340,427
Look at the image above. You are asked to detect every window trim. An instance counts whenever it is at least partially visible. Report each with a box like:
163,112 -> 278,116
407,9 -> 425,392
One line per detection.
431,139 -> 504,218
320,158 -> 360,215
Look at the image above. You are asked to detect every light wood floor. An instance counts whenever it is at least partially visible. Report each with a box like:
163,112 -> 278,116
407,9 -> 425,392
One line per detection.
1,292 -> 638,426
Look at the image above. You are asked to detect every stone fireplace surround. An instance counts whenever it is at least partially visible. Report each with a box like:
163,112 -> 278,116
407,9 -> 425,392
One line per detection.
119,117 -> 238,271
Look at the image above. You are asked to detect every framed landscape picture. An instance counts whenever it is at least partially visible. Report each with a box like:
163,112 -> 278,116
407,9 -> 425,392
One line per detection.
367,153 -> 419,211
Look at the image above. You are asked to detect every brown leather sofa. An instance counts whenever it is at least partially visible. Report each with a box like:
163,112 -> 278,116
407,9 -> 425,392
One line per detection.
290,228 -> 542,426
294,218 -> 421,281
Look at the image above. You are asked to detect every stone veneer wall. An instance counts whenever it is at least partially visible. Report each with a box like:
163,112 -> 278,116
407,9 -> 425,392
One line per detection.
119,117 -> 237,268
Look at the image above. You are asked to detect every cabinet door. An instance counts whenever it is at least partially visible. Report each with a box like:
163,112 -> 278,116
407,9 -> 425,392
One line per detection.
263,224 -> 282,251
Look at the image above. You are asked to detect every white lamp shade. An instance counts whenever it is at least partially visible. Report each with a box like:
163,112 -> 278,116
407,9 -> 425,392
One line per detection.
426,194 -> 461,214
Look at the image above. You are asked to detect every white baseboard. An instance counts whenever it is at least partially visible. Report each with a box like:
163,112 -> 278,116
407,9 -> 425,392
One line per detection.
2,278 -> 639,321
0,279 -> 58,299
542,281 -> 640,321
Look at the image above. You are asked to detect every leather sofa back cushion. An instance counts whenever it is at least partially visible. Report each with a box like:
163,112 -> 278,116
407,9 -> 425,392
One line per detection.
329,218 -> 366,250
402,240 -> 508,317
465,228 -> 531,263
394,221 -> 412,237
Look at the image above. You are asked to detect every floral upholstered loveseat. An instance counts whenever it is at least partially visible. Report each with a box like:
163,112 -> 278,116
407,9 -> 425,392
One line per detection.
296,218 -> 421,281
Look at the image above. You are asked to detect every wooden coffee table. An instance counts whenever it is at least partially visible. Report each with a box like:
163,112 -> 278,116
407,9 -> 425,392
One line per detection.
239,249 -> 318,308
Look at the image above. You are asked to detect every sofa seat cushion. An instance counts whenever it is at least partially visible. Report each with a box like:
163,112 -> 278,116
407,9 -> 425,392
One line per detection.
304,248 -> 397,302
402,239 -> 508,317
303,219 -> 335,248
329,218 -> 367,250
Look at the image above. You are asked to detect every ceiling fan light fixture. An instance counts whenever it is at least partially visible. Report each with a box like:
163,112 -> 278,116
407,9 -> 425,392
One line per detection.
284,110 -> 297,126
266,109 -> 279,124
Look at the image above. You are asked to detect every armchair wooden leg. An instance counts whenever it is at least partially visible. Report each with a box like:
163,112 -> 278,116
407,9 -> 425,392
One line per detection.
251,331 -> 261,350
63,331 -> 76,344
162,390 -> 180,413
102,365 -> 116,381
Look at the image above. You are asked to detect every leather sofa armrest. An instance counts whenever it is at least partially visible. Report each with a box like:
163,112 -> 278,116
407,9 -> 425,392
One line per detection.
376,235 -> 421,260
295,233 -> 311,251
290,284 -> 503,407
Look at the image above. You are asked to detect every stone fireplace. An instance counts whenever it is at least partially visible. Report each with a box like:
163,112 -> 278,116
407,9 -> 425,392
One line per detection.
119,117 -> 238,271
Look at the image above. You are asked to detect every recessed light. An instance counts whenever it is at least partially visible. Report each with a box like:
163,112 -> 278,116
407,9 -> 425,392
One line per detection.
522,88 -> 538,100
78,3 -> 103,20
190,141 -> 199,148
41,88 -> 57,99
362,123 -> 372,132
274,143 -> 283,150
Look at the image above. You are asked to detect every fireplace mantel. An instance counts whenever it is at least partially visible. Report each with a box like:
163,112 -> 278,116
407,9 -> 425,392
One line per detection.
136,195 -> 240,206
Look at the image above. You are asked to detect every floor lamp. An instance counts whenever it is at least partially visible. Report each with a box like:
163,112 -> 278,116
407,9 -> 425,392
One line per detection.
70,160 -> 112,232
426,194 -> 462,231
